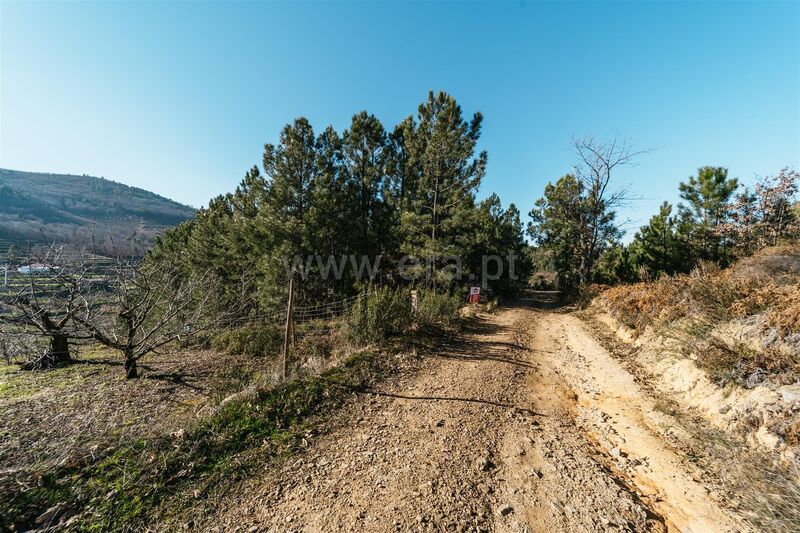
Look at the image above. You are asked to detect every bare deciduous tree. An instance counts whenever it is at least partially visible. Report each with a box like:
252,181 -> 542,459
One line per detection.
570,135 -> 649,284
2,244 -> 242,377
726,168 -> 800,254
73,260 -> 236,379
0,245 -> 95,369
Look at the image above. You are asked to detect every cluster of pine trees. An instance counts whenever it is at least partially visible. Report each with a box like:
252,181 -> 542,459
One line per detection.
148,92 -> 529,310
576,166 -> 800,284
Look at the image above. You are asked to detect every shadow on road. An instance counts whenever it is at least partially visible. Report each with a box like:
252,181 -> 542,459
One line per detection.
514,290 -> 565,310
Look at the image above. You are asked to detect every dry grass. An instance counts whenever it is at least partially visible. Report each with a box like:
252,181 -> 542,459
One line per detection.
768,288 -> 800,337
603,250 -> 800,336
599,244 -> 800,385
0,347 -> 269,483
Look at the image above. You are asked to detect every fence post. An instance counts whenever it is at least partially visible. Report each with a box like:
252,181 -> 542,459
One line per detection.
282,277 -> 295,380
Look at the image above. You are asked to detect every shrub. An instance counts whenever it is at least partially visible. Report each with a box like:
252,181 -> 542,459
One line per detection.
295,328 -> 335,360
602,277 -> 684,331
768,287 -> 800,336
344,288 -> 464,343
211,323 -> 283,358
345,287 -> 413,343
417,290 -> 462,330
602,264 -> 781,333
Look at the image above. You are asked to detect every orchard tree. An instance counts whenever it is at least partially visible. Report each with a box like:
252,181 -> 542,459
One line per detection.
0,245 -> 93,369
73,261 -> 237,379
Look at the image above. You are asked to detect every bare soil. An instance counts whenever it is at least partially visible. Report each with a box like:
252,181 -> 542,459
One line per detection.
201,302 -> 745,532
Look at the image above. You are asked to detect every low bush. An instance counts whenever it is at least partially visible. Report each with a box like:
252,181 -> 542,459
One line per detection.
345,287 -> 413,343
599,250 -> 800,386
417,290 -> 462,330
295,328 -> 336,361
694,339 -> 799,387
602,277 -> 683,331
211,323 -> 283,358
602,264 -> 782,333
767,288 -> 800,336
344,288 -> 464,343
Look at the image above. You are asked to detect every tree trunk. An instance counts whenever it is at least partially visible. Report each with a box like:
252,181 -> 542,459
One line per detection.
124,357 -> 138,379
49,333 -> 71,364
20,333 -> 72,370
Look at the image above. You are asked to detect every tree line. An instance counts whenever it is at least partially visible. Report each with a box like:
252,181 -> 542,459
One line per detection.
148,91 -> 530,311
530,153 -> 799,290
3,92 -> 531,377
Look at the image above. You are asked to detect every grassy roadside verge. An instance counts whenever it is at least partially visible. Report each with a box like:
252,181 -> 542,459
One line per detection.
1,346 -> 402,531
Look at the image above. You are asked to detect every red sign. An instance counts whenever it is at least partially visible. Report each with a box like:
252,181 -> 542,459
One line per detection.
469,286 -> 480,304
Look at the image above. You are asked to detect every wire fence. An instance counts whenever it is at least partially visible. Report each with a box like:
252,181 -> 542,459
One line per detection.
212,291 -> 368,331
0,263 -> 373,377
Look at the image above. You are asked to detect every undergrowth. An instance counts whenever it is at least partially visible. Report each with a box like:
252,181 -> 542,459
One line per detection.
598,251 -> 800,384
345,288 -> 462,344
210,323 -> 284,358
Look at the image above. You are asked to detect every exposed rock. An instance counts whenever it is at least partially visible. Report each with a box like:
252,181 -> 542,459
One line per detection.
498,504 -> 514,516
778,385 -> 800,403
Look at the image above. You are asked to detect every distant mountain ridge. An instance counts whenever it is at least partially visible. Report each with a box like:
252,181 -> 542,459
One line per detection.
0,168 -> 195,254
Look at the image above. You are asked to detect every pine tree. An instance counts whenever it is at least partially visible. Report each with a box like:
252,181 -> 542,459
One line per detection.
260,118 -> 320,304
528,175 -> 588,291
342,112 -> 390,257
630,201 -> 678,276
678,166 -> 738,264
399,91 -> 487,286
146,94 -> 536,309
471,195 -> 529,293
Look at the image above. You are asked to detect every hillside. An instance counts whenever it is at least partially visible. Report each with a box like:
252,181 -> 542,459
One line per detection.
0,168 -> 195,254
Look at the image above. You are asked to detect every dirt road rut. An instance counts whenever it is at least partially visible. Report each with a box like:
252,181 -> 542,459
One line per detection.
209,305 -> 742,532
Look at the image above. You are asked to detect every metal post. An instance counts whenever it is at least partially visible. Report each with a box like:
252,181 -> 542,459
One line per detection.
282,277 -> 295,380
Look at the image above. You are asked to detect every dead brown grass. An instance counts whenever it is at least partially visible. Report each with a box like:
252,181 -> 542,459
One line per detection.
768,288 -> 800,337
603,255 -> 798,337
599,244 -> 800,385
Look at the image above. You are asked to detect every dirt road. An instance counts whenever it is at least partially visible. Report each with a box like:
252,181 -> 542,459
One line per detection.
208,303 -> 744,532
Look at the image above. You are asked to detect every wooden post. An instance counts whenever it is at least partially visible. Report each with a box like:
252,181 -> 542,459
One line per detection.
282,277 -> 295,380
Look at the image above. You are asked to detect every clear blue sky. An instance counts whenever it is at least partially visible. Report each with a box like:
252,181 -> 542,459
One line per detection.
2,1 -> 798,238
